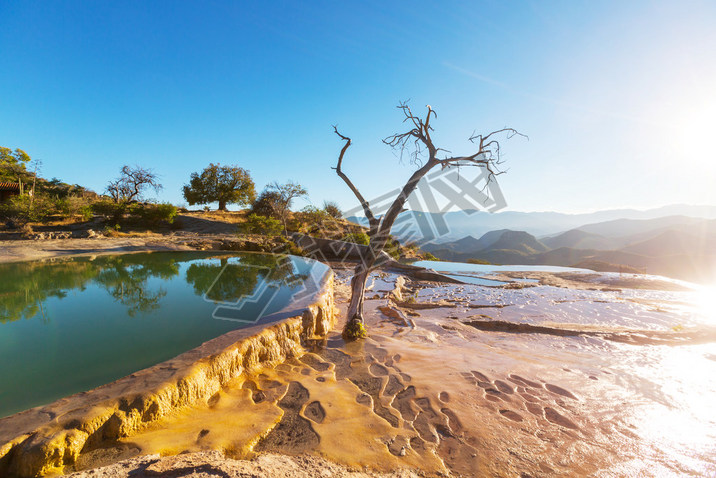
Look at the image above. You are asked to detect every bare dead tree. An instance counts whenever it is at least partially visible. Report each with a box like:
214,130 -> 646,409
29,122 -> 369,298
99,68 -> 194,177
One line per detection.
334,102 -> 523,340
107,165 -> 162,203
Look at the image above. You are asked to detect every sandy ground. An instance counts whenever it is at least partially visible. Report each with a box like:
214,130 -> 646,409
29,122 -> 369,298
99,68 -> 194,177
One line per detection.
0,236 -> 195,263
0,212 -> 257,264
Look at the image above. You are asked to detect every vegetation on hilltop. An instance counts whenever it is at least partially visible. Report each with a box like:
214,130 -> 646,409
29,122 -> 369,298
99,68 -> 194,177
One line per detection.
0,145 -> 430,262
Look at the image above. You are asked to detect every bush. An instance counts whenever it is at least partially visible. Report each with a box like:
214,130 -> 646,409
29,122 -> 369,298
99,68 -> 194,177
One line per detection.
323,201 -> 342,219
130,203 -> 177,225
384,239 -> 401,260
423,252 -> 440,261
103,224 -> 121,236
92,200 -> 127,223
342,232 -> 370,245
300,206 -> 331,224
0,194 -> 54,226
241,213 -> 282,236
274,236 -> 305,256
19,223 -> 34,237
250,190 -> 283,219
55,196 -> 93,221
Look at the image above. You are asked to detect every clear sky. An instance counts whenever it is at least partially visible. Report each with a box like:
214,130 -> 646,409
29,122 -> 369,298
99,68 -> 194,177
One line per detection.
1,0 -> 715,214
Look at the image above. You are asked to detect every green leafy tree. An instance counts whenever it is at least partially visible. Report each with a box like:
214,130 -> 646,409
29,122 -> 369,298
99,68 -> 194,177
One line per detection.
182,163 -> 256,211
0,147 -> 31,166
0,146 -> 31,182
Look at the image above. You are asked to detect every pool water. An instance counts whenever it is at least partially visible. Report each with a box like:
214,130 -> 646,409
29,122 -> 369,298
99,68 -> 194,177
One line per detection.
445,274 -> 506,286
0,252 -> 328,418
412,260 -> 594,275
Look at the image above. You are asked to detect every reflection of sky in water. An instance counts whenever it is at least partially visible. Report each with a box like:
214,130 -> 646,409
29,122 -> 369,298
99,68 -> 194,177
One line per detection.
412,260 -> 595,274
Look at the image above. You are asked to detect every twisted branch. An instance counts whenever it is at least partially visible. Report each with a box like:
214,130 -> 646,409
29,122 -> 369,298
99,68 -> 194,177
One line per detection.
332,126 -> 379,228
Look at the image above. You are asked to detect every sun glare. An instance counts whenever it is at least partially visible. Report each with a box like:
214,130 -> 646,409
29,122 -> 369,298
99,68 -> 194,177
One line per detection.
695,285 -> 716,323
673,100 -> 716,171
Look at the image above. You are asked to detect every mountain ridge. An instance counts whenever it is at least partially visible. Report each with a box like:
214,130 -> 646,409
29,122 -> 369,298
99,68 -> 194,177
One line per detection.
348,204 -> 716,241
422,218 -> 716,283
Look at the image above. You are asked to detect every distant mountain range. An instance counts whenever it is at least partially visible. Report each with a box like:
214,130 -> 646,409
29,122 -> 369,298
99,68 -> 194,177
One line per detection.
348,204 -> 716,240
347,205 -> 716,282
421,215 -> 716,283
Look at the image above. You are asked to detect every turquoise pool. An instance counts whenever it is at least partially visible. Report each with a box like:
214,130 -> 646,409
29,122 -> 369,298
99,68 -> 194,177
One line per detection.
0,252 -> 328,418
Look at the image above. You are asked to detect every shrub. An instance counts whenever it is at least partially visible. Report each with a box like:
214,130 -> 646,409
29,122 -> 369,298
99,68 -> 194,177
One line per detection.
103,224 -> 121,236
423,252 -> 440,261
130,202 -> 177,225
55,196 -> 93,221
0,194 -> 54,225
79,205 -> 93,222
323,200 -> 342,219
342,232 -> 370,245
92,200 -> 127,223
250,190 -> 283,219
241,213 -> 282,236
300,205 -> 331,224
274,236 -> 305,256
384,240 -> 401,260
19,223 -> 34,238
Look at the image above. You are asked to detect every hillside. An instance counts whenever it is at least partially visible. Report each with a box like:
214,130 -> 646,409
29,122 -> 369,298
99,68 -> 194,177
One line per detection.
620,227 -> 716,257
542,229 -> 616,250
422,229 -> 511,254
427,230 -> 548,264
487,230 -> 548,255
574,215 -> 704,238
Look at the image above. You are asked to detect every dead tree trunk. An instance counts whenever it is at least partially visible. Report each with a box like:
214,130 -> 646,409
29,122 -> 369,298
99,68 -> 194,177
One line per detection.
334,102 -> 523,340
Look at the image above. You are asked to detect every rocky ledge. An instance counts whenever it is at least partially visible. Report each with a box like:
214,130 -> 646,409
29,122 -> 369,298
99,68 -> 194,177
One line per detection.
0,266 -> 336,478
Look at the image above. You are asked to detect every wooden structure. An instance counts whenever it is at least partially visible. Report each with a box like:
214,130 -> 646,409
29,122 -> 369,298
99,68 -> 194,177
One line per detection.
0,182 -> 20,202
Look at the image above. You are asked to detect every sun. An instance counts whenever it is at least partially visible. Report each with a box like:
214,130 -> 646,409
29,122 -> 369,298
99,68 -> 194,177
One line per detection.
672,98 -> 716,171
695,284 -> 716,323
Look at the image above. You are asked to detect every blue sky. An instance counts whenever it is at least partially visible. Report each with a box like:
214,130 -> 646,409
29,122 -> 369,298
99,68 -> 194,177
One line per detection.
1,0 -> 715,213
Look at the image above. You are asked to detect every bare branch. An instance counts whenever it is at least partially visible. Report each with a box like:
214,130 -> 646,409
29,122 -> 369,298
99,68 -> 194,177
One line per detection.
106,165 -> 162,203
382,103 -> 439,166
332,126 -> 378,227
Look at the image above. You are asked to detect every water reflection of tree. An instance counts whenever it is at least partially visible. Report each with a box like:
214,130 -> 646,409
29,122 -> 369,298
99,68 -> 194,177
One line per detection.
0,261 -> 100,323
185,254 -> 305,303
93,255 -> 180,317
0,252 -> 308,325
0,254 -> 184,323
